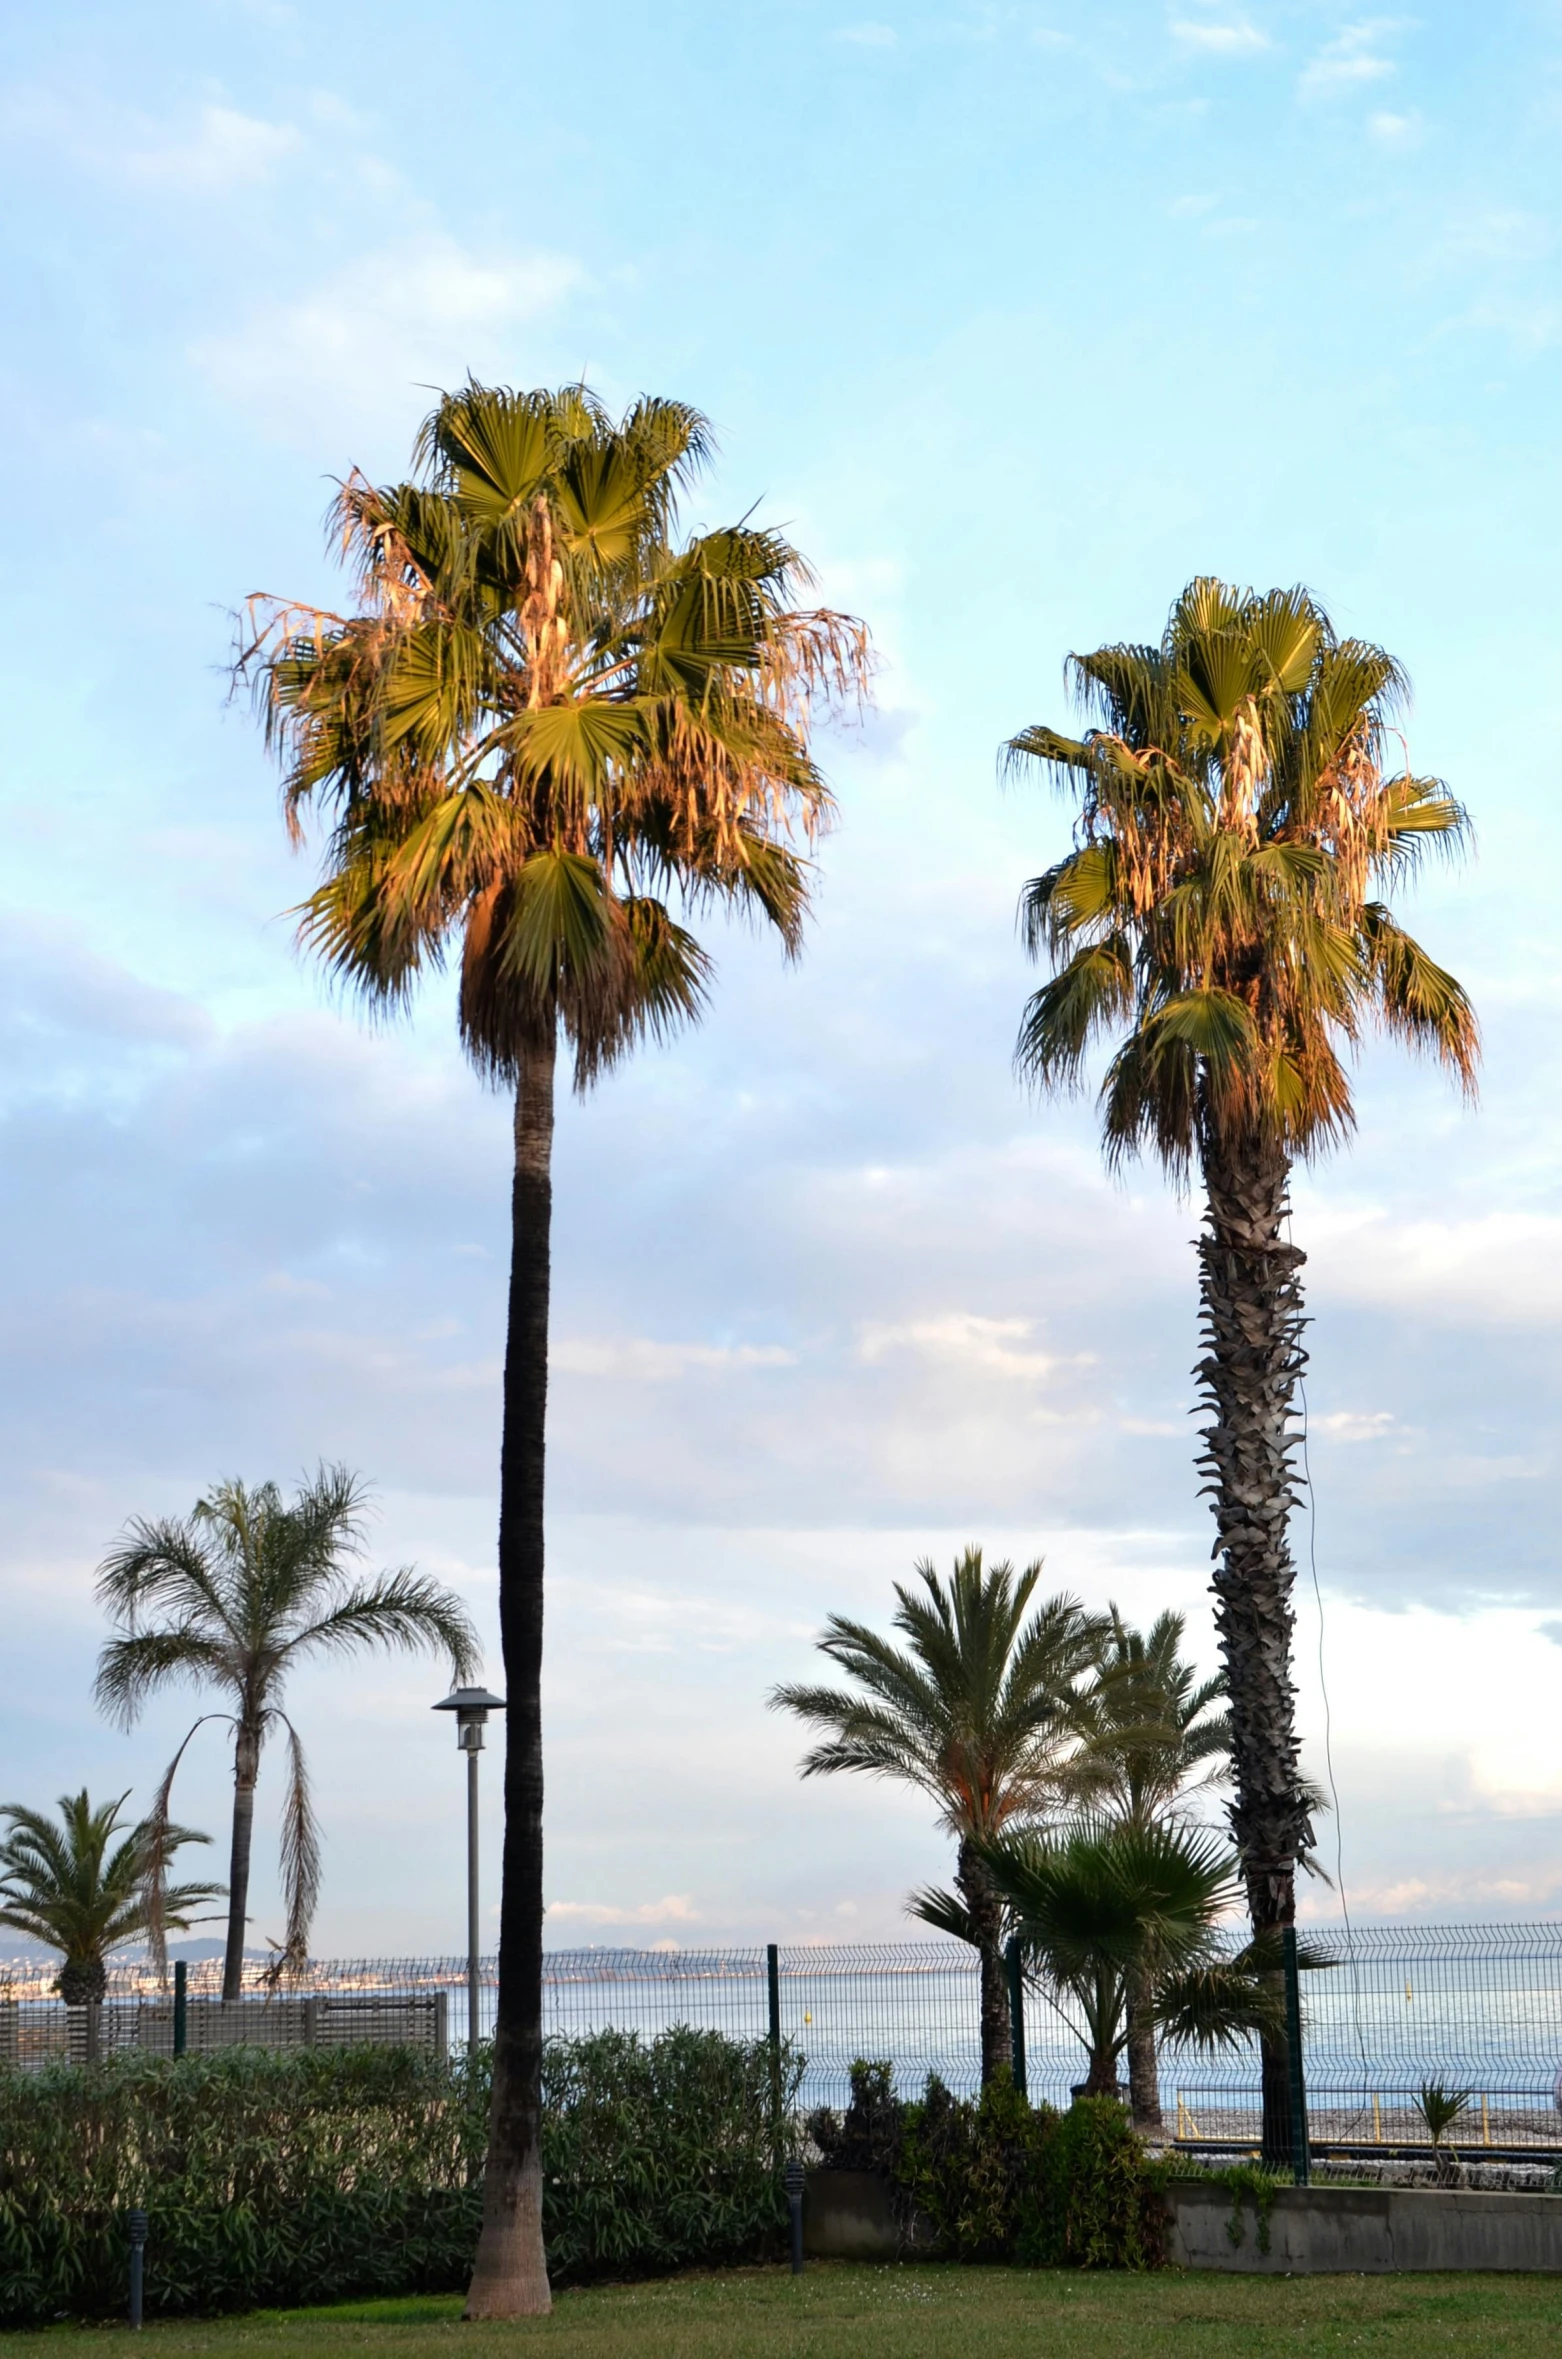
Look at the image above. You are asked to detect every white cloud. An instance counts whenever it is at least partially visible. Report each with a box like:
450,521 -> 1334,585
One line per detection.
1298,19 -> 1402,101
1313,1410 -> 1397,1444
1170,16 -> 1270,55
1305,1203 -> 1562,1328
1368,106 -> 1422,145
194,234 -> 581,444
551,1337 -> 797,1381
120,102 -> 302,191
546,1894 -> 700,1926
856,1312 -> 1071,1381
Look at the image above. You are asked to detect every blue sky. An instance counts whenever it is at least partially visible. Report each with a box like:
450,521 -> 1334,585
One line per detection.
2,0 -> 1561,1955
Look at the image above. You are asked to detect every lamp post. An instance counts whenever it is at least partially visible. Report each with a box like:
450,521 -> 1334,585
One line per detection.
432,1686 -> 505,2054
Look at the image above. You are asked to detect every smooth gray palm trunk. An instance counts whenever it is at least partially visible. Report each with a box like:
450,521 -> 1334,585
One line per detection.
466,1031 -> 556,2320
956,1839 -> 1012,2086
1196,1122 -> 1310,2167
222,1722 -> 261,2001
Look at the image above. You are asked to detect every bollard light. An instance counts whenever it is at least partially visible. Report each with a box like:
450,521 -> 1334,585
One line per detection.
783,2157 -> 806,2276
432,1687 -> 505,2055
127,2207 -> 148,2330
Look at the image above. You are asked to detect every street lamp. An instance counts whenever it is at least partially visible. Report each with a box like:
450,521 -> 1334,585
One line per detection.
432,1685 -> 505,2053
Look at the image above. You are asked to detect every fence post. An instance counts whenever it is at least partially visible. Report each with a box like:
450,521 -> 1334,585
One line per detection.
1283,1926 -> 1310,2186
172,1962 -> 187,2059
766,1943 -> 782,2160
1005,1936 -> 1027,2101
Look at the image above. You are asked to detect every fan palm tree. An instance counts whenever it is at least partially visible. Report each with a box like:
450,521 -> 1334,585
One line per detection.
240,382 -> 869,2317
770,1550 -> 1101,2084
0,1790 -> 222,2030
1007,579 -> 1478,2154
94,1466 -> 478,1998
971,1817 -> 1280,2101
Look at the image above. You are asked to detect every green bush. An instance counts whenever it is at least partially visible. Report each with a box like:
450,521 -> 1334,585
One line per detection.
809,2061 -> 1168,2270
0,2027 -> 798,2324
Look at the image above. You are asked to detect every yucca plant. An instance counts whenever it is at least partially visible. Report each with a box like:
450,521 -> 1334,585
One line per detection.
1415,2080 -> 1473,2187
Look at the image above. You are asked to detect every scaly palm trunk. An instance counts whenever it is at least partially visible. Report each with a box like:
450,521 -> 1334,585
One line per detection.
1125,1968 -> 1162,2133
221,1720 -> 261,2001
1196,1121 -> 1310,2168
466,1029 -> 556,2320
956,1837 -> 1012,2087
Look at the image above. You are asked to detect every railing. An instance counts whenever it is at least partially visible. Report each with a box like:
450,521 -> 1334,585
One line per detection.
5,1923 -> 1562,2150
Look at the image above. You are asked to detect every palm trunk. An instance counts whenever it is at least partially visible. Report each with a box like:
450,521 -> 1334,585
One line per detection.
1125,1968 -> 1162,2133
466,1032 -> 556,2320
1196,1121 -> 1311,2168
956,1838 -> 1012,2087
221,1720 -> 261,2002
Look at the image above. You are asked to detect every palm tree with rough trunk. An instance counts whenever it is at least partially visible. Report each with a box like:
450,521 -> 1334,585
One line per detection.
0,1790 -> 222,2016
770,1550 -> 1100,2085
94,1465 -> 478,1996
1007,578 -> 1478,2158
240,382 -> 868,2317
1060,1608 -> 1231,2129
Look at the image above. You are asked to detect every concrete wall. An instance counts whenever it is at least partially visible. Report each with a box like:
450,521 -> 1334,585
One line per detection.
1170,2182 -> 1562,2274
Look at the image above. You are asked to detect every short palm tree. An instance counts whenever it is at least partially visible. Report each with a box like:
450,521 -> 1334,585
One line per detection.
94,1465 -> 478,1997
1008,579 -> 1478,2154
0,1790 -> 222,2010
1416,2080 -> 1474,2187
770,1550 -> 1100,2085
974,1817 -> 1279,2101
241,382 -> 868,2317
1060,1608 -> 1231,2128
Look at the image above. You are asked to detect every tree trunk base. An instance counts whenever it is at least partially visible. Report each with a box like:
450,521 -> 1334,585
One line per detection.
464,2152 -> 551,2319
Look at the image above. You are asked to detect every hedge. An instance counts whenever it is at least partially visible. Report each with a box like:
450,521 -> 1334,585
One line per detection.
0,2026 -> 799,2324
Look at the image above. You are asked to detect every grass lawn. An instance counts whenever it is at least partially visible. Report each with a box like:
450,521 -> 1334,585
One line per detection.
8,2266 -> 1562,2357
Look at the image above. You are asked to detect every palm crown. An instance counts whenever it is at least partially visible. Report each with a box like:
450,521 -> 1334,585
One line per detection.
0,1789 -> 222,2004
1061,1608 -> 1231,1830
1010,577 -> 1478,1170
246,382 -> 865,1078
95,1465 -> 478,1987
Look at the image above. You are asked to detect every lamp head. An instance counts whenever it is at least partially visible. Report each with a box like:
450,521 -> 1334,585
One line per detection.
432,1685 -> 506,1752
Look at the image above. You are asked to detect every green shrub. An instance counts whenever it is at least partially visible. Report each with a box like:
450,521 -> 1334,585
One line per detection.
0,2027 -> 798,2324
809,2060 -> 1167,2270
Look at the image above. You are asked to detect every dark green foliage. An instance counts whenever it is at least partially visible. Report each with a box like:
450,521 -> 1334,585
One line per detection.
0,2027 -> 796,2324
1210,2159 -> 1280,2254
540,2027 -> 798,2283
808,2060 -> 1167,2271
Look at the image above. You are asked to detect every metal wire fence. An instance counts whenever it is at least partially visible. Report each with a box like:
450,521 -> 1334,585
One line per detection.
5,1923 -> 1562,2153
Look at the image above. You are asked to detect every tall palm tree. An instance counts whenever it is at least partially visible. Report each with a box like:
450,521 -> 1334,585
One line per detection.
1007,578 -> 1478,2155
94,1465 -> 478,1997
1060,1609 -> 1231,2129
240,382 -> 868,2317
770,1550 -> 1100,2084
0,1790 -> 222,2021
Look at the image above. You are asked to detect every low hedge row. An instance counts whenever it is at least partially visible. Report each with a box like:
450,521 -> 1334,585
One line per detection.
0,2026 -> 797,2324
808,2061 -> 1169,2268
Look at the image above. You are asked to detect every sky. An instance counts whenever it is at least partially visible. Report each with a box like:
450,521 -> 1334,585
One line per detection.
2,0 -> 1561,1959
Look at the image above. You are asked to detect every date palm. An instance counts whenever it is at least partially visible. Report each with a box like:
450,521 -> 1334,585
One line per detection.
1060,1609 -> 1231,2128
1008,578 -> 1478,2156
0,1789 -> 222,2010
241,382 -> 867,2316
95,1466 -> 477,1998
771,1549 -> 1100,2085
